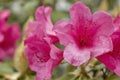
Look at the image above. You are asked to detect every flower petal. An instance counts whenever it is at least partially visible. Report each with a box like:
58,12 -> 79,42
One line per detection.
97,32 -> 120,76
36,59 -> 54,80
33,6 -> 55,36
70,2 -> 92,26
25,45 -> 46,72
8,24 -> 21,41
91,36 -> 113,57
0,10 -> 10,21
27,21 -> 45,39
35,6 -> 52,22
64,43 -> 90,66
54,20 -> 74,46
0,33 -> 4,42
0,48 -> 6,61
92,11 -> 114,36
97,53 -> 116,71
97,53 -> 120,76
114,16 -> 120,31
50,45 -> 63,60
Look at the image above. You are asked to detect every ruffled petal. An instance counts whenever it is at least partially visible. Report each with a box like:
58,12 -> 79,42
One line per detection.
27,21 -> 45,39
54,20 -> 74,46
50,45 -> 63,60
35,6 -> 52,22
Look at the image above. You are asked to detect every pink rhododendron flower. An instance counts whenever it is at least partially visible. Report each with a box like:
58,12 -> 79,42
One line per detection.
54,2 -> 114,66
25,6 -> 63,80
97,16 -> 120,76
0,10 -> 21,61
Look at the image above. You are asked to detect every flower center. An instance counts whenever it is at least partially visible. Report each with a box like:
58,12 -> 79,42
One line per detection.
36,52 -> 50,63
78,34 -> 92,47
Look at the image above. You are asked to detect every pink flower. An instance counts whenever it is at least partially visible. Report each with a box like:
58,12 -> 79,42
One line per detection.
113,16 -> 120,31
0,10 -> 10,21
97,16 -> 120,76
25,6 -> 63,80
54,2 -> 114,66
0,10 -> 21,61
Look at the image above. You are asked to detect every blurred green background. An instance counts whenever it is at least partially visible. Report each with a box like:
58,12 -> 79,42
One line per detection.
0,0 -> 119,26
0,0 -> 120,80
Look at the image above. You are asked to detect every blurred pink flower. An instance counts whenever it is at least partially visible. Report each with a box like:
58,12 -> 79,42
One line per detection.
54,2 -> 114,66
0,10 -> 10,21
25,6 -> 63,80
97,16 -> 120,76
0,10 -> 21,61
113,16 -> 120,31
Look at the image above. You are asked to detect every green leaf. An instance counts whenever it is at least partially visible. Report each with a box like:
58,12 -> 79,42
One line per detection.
0,62 -> 14,75
52,11 -> 69,23
0,78 -> 5,80
107,74 -> 120,80
55,73 -> 74,80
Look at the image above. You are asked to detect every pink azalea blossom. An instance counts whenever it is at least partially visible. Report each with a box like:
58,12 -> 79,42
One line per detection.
54,2 -> 114,66
25,6 -> 63,80
97,16 -> 120,76
0,10 -> 21,61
